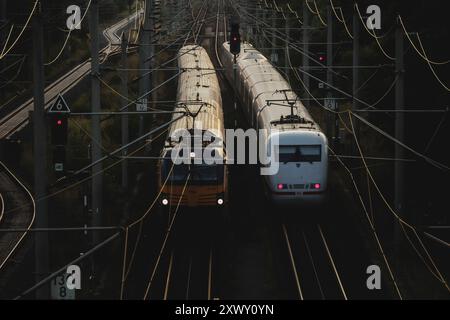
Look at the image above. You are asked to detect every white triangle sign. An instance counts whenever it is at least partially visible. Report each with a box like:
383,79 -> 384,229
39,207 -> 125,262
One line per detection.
49,94 -> 71,113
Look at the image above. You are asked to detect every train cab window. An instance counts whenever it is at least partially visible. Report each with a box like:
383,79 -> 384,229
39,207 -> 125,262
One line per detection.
161,160 -> 224,186
278,145 -> 321,163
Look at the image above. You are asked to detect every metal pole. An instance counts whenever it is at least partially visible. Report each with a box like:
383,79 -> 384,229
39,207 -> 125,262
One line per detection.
138,0 -> 153,137
149,0 -> 157,152
284,12 -> 290,84
120,34 -> 129,191
89,0 -> 103,246
262,5 -> 267,56
326,6 -> 338,148
352,7 -> 360,155
0,0 -> 6,102
302,0 -> 310,108
32,3 -> 49,299
233,54 -> 237,112
271,7 -> 277,64
394,17 -> 405,256
257,3 -> 262,49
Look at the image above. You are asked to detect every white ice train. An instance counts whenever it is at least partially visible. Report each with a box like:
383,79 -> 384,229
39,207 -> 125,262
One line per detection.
220,42 -> 328,205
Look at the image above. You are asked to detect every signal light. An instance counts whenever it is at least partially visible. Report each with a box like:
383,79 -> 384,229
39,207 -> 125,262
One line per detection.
318,52 -> 326,63
50,114 -> 68,146
230,20 -> 241,55
313,183 -> 321,189
277,184 -> 284,190
162,198 -> 169,206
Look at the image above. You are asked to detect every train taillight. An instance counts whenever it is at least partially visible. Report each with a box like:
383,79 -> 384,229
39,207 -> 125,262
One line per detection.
277,183 -> 288,190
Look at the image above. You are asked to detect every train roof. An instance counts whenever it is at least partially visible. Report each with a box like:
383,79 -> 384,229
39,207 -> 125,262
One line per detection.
166,46 -> 224,149
223,42 -> 320,132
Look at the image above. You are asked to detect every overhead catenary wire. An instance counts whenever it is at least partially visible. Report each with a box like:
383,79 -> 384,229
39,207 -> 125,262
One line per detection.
328,0 -> 354,39
327,146 -> 403,299
121,1 -> 214,287
305,0 -> 317,16
329,0 -> 343,23
0,55 -> 26,90
142,173 -> 191,300
285,8 -> 450,272
0,160 -> 36,272
348,113 -> 450,292
0,0 -> 38,60
2,0 -> 208,299
0,25 -> 14,57
121,149 -> 176,293
424,112 -> 447,153
398,16 -> 450,66
45,0 -> 92,66
415,33 -> 450,92
351,112 -> 450,172
312,0 -> 327,27
256,0 -> 450,292
293,42 -> 446,291
286,3 -> 303,25
239,0 -> 450,174
230,0 -> 345,80
0,116 -> 181,218
354,3 -> 395,61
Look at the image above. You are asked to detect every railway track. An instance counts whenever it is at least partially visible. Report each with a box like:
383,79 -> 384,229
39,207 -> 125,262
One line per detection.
214,0 -> 227,70
282,223 -> 347,300
135,1 -> 214,301
160,246 -> 214,300
0,161 -> 35,287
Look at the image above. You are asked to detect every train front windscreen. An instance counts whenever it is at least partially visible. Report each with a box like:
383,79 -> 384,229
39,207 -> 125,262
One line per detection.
161,160 -> 224,186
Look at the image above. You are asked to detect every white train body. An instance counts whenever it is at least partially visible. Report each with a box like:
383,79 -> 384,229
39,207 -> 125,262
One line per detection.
220,42 -> 328,205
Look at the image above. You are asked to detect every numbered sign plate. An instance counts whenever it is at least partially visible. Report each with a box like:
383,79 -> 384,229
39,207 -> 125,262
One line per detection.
49,94 -> 71,114
136,98 -> 148,112
51,273 -> 75,300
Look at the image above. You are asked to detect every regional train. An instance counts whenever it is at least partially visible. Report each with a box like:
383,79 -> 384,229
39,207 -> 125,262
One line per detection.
220,42 -> 328,205
157,45 -> 228,208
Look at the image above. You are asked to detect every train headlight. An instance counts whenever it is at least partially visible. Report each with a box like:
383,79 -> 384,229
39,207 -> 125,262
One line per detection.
162,198 -> 169,206
217,198 -> 224,205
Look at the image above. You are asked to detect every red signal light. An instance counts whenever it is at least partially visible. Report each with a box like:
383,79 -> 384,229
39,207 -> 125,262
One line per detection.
277,184 -> 284,190
50,115 -> 68,145
319,56 -> 325,62
314,183 -> 321,189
